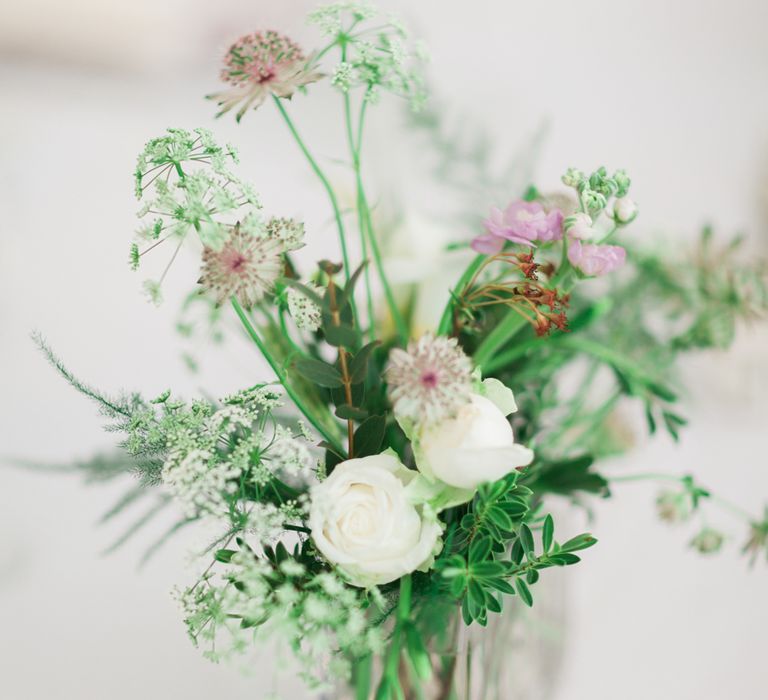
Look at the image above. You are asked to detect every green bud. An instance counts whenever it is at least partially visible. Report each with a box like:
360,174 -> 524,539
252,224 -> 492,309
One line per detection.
613,169 -> 631,197
589,166 -> 607,189
562,167 -> 586,188
582,189 -> 607,213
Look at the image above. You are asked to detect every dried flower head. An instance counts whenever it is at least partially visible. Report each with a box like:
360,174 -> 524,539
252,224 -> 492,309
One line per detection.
199,222 -> 285,307
386,333 -> 473,425
656,490 -> 690,523
690,527 -> 724,554
743,509 -> 768,565
266,216 -> 306,252
209,31 -> 323,121
287,283 -> 323,332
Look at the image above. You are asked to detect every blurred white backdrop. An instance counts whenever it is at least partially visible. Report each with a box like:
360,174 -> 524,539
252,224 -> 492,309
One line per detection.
1,1 -> 767,699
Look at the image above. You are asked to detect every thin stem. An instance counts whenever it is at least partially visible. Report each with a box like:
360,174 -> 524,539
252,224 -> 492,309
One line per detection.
609,472 -> 756,522
437,254 -> 484,336
360,187 -> 410,342
567,390 -> 621,452
344,91 -> 409,343
231,297 -> 345,455
472,312 -> 528,368
271,97 -> 355,296
378,575 -> 412,699
559,336 -> 656,382
609,472 -> 683,484
343,83 -> 375,341
327,278 -> 355,455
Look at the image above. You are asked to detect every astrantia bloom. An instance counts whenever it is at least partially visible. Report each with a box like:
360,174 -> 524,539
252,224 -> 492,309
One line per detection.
471,200 -> 563,254
568,239 -> 626,276
386,333 -> 473,425
199,223 -> 284,307
209,31 -> 323,121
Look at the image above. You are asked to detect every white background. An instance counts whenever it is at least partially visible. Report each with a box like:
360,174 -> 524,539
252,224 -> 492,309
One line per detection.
1,1 -> 767,699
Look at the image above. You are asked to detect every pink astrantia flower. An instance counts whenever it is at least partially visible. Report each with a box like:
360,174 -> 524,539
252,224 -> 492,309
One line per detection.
386,333 -> 473,426
471,201 -> 563,254
199,223 -> 284,307
567,239 -> 626,276
208,31 -> 323,121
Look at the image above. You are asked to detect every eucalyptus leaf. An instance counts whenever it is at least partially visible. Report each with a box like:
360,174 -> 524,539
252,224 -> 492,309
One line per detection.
295,358 -> 343,388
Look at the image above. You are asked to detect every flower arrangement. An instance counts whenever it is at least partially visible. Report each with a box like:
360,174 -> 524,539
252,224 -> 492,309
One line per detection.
34,2 -> 768,698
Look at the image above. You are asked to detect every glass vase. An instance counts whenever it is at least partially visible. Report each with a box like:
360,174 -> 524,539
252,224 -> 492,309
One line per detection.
334,568 -> 567,700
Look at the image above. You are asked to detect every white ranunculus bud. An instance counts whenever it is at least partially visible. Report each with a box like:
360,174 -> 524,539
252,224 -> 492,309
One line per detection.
309,453 -> 442,587
613,196 -> 638,224
564,212 -> 595,239
416,393 -> 534,491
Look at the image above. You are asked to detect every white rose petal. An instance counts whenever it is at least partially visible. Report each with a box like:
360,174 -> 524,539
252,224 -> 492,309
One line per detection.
309,452 -> 443,587
417,393 -> 534,491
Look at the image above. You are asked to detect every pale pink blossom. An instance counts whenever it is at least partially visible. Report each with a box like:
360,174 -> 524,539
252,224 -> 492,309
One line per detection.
199,223 -> 284,307
567,240 -> 626,276
208,31 -> 323,121
613,196 -> 638,224
471,200 -> 563,254
564,212 -> 595,239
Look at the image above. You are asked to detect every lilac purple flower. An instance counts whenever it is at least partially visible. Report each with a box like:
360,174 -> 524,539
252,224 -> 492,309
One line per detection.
471,200 -> 563,254
567,239 -> 626,276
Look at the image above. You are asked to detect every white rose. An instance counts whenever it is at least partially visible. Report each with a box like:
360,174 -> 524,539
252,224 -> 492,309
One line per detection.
309,452 -> 443,587
613,196 -> 638,224
416,389 -> 534,491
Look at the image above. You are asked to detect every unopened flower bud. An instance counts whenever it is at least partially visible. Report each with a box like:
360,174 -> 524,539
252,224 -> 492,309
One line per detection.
613,169 -> 631,197
561,168 -> 586,188
564,212 -> 595,239
582,189 -> 607,213
613,196 -> 638,224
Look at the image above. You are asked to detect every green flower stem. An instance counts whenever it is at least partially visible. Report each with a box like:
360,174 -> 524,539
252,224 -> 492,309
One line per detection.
558,336 -> 656,382
342,85 -> 375,341
231,297 -> 346,456
396,572 -> 413,623
609,472 -> 755,522
544,360 -> 600,447
481,334 -> 540,374
436,254 -> 485,336
377,574 -> 412,699
565,390 -> 621,452
472,312 -> 528,368
271,97 -> 355,299
548,234 -> 572,289
357,160 -> 409,344
343,92 -> 409,344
